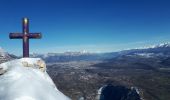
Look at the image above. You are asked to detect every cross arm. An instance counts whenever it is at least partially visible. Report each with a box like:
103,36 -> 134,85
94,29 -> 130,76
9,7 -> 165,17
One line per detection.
9,33 -> 23,39
28,33 -> 42,39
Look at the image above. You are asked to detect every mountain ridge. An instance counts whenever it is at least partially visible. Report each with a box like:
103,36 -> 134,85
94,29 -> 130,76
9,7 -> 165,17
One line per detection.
29,42 -> 170,63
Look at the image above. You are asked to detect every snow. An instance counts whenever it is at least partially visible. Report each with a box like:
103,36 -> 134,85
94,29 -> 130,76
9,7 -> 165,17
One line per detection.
134,53 -> 154,58
96,85 -> 106,99
140,42 -> 170,49
0,58 -> 70,100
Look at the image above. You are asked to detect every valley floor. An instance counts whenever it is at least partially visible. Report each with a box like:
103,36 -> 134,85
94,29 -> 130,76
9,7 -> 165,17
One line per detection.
47,61 -> 170,100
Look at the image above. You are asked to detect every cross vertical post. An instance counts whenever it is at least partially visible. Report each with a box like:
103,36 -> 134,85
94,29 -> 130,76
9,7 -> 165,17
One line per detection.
9,18 -> 42,57
23,18 -> 29,57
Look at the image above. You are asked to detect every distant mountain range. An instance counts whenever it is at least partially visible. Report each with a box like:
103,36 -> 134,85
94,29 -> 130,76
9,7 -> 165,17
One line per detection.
92,42 -> 170,74
30,42 -> 170,63
119,42 -> 170,56
30,52 -> 118,63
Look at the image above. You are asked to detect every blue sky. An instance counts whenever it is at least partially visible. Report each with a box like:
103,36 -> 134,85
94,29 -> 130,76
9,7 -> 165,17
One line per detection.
0,0 -> 170,55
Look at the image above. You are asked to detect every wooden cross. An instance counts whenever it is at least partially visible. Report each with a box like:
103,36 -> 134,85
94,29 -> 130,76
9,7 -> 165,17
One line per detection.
9,18 -> 42,57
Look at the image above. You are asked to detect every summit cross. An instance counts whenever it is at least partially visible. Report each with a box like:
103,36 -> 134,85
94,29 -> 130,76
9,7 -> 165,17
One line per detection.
9,18 -> 42,57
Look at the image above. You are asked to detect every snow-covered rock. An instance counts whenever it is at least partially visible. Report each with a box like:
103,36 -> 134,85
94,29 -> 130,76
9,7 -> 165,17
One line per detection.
0,58 -> 70,100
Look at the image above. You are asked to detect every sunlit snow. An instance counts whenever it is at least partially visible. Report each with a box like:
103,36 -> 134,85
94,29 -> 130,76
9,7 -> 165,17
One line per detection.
0,58 -> 70,100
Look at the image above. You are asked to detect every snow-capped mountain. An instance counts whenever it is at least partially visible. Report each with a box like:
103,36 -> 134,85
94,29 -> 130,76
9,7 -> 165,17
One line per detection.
145,42 -> 170,49
0,47 -> 16,64
0,58 -> 70,100
119,42 -> 170,57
